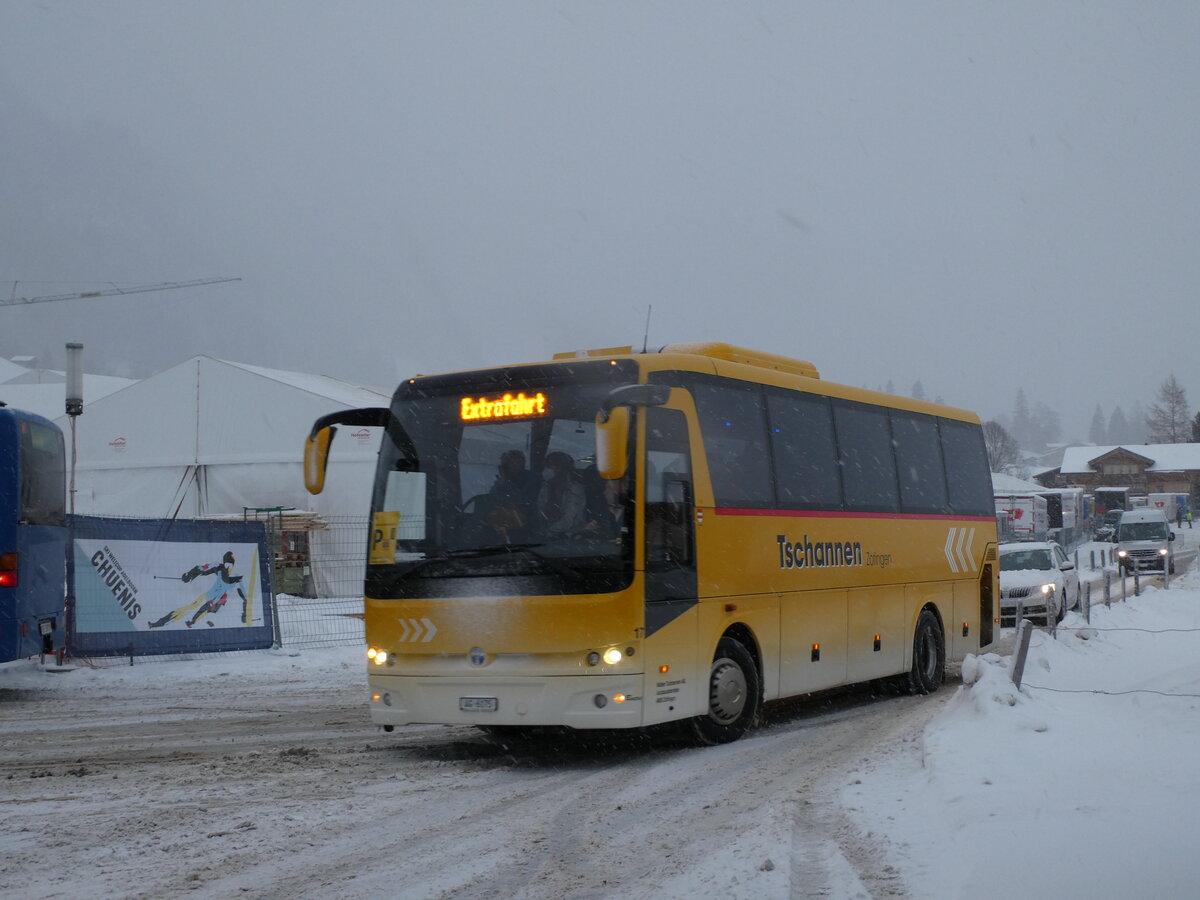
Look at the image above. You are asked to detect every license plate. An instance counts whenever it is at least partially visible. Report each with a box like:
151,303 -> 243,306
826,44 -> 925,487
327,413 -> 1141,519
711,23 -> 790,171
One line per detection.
459,697 -> 499,712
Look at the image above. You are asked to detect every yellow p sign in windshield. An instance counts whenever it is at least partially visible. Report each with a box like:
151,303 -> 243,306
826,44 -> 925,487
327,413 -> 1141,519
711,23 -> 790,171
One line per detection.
370,511 -> 400,565
460,392 -> 548,422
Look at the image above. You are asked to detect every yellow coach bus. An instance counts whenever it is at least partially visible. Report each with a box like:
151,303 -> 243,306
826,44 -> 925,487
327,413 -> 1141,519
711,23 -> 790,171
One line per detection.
304,343 -> 998,744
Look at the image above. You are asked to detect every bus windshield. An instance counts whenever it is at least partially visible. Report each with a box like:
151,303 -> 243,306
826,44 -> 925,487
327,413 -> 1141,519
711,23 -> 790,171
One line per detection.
367,362 -> 637,598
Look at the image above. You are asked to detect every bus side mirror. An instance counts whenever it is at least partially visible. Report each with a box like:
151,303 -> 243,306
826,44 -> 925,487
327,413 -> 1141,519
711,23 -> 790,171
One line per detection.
304,426 -> 335,495
595,407 -> 630,480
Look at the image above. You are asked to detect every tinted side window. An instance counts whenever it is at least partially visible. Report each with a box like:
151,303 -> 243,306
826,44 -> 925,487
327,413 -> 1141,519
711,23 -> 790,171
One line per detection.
690,381 -> 773,508
891,411 -> 948,515
767,390 -> 842,510
19,420 -> 66,526
941,419 -> 994,516
833,400 -> 898,513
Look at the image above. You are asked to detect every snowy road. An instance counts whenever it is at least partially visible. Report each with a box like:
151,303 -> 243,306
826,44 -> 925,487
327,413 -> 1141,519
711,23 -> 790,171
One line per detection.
1,650 -> 949,899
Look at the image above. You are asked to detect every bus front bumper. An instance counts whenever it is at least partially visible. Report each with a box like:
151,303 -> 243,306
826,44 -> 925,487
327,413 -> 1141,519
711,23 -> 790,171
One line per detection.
367,672 -> 648,730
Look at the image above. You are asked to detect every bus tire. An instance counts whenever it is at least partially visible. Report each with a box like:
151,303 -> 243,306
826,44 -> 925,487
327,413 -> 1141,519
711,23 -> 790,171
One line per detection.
905,609 -> 945,695
690,636 -> 760,745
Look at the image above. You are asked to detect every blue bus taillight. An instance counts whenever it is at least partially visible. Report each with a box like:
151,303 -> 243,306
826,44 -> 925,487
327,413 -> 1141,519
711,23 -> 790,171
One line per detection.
0,552 -> 17,587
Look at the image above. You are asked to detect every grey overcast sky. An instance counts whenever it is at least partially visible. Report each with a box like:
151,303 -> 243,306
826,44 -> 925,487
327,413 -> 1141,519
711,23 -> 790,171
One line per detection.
2,1 -> 1198,439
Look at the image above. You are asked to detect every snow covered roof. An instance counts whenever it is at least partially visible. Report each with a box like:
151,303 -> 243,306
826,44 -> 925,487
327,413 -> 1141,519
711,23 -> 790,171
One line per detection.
1060,444 -> 1200,474
991,472 -> 1048,494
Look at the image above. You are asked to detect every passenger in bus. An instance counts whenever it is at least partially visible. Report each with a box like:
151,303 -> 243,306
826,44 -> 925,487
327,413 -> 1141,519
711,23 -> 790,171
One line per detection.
484,449 -> 536,540
582,470 -> 628,539
537,451 -> 588,538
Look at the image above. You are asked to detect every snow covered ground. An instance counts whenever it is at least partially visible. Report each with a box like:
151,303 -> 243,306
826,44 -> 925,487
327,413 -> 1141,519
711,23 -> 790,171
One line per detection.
3,539 -> 1200,898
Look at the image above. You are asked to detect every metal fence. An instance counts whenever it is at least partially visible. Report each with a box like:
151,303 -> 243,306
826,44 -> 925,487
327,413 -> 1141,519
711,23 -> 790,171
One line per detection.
266,515 -> 369,648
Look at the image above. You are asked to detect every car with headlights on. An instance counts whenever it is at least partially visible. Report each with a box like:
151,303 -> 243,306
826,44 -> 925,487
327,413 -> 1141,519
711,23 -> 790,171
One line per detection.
999,541 -> 1080,627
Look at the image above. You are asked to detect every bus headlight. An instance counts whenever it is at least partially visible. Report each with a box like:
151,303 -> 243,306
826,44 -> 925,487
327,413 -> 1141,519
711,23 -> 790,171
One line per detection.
368,647 -> 389,666
603,648 -> 623,665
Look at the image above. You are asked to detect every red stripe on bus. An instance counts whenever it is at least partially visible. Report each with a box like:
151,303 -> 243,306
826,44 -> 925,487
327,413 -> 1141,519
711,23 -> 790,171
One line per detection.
713,507 -> 995,522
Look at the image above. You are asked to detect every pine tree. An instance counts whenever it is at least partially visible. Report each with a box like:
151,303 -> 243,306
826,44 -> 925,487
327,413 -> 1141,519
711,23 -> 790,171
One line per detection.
1088,405 -> 1107,444
1012,389 -> 1032,448
1146,374 -> 1191,443
911,381 -> 926,401
1108,407 -> 1130,444
1192,411 -> 1200,443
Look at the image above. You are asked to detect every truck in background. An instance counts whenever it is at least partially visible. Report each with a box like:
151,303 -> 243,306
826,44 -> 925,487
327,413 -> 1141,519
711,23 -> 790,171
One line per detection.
1147,492 -> 1190,524
995,493 -> 1049,541
1037,487 -> 1087,548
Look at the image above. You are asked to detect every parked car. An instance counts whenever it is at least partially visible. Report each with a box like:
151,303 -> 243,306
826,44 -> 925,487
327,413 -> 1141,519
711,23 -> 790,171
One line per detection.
1113,507 -> 1175,574
1092,509 -> 1123,542
999,541 -> 1081,626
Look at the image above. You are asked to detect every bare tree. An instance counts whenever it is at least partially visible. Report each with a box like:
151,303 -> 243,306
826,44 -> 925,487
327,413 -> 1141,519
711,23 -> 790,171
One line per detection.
982,420 -> 1022,475
1146,374 -> 1191,443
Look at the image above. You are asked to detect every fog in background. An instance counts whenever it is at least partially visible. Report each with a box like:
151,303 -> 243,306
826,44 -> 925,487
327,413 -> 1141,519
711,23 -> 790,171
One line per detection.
3,1 -> 1197,439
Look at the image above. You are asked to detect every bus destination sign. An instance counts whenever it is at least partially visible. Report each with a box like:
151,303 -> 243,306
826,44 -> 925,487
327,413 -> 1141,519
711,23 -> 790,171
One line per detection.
460,392 -> 549,422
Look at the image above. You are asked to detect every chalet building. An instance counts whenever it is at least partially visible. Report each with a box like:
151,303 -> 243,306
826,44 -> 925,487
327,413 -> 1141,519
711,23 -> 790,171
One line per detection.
1035,444 -> 1200,509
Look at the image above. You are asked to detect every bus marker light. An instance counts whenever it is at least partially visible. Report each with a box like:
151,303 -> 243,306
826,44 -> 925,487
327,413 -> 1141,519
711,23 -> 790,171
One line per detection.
372,692 -> 381,702
811,643 -> 820,662
659,665 -> 669,674
962,622 -> 970,638
367,647 -> 378,659
603,648 -> 622,665
724,603 -> 737,612
873,635 -> 881,652
613,693 -> 627,704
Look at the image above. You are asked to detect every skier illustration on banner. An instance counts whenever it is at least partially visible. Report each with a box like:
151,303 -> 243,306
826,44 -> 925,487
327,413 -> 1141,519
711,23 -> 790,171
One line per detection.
148,551 -> 248,628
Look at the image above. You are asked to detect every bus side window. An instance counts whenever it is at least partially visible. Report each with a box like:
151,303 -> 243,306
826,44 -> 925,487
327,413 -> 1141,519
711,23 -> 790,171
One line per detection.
646,408 -> 693,569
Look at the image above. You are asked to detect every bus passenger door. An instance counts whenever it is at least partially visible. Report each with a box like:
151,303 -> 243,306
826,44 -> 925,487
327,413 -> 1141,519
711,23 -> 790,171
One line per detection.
644,407 -> 696,610
642,404 -> 700,725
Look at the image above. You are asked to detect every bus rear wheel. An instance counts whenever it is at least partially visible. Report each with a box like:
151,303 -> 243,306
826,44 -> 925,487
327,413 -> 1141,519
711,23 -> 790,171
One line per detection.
690,636 -> 761,745
905,609 -> 945,695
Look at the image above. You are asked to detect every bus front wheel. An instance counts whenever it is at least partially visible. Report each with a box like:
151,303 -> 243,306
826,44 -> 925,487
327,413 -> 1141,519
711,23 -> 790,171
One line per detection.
905,610 -> 945,695
691,636 -> 761,745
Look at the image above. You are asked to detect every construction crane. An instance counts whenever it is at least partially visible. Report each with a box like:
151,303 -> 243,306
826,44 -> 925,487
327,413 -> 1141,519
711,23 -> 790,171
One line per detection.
3,276 -> 241,307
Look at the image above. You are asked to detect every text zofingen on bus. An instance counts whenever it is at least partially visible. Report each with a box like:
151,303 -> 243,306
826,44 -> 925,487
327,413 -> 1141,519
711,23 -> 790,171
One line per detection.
305,343 -> 998,744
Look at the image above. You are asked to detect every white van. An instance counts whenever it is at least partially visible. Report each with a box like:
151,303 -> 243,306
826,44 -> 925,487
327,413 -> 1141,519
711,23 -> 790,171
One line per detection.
1113,507 -> 1175,574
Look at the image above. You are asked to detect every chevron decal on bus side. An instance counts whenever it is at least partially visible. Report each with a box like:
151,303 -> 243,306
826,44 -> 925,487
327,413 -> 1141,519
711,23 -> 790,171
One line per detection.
944,527 -> 977,573
397,617 -> 438,642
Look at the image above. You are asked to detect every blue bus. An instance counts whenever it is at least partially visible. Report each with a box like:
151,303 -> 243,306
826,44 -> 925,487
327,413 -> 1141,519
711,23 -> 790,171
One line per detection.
0,403 -> 67,663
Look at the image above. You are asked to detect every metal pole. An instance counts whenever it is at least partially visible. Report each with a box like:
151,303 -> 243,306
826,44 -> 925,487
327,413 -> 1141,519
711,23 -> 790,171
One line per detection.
1011,618 -> 1034,689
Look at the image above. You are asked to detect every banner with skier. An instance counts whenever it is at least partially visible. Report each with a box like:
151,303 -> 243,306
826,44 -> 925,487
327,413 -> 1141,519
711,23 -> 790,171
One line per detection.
70,516 -> 275,656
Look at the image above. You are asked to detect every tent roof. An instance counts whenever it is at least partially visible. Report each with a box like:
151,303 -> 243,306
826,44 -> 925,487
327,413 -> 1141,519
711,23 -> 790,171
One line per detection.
214,358 -> 390,409
54,355 -> 391,470
0,373 -> 137,420
0,356 -> 31,383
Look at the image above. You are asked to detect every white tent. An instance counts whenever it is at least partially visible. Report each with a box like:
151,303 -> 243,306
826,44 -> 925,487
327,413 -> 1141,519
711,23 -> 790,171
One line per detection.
53,356 -> 391,597
0,369 -> 136,421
